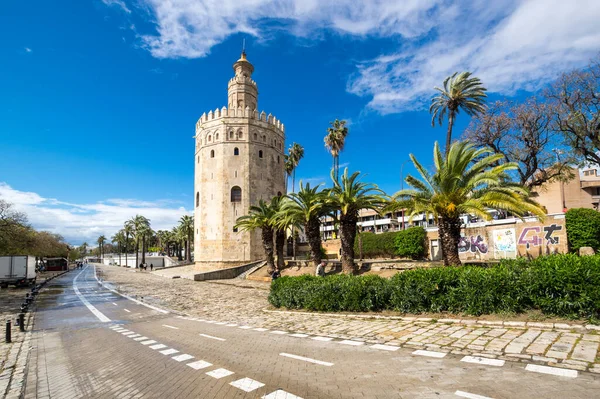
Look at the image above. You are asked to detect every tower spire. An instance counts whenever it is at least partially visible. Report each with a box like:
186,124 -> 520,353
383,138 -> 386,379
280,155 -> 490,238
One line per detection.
241,38 -> 246,59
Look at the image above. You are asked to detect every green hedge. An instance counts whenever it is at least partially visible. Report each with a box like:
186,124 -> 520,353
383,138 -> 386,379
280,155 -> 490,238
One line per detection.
394,227 -> 427,259
565,208 -> 600,252
269,254 -> 600,320
354,231 -> 398,258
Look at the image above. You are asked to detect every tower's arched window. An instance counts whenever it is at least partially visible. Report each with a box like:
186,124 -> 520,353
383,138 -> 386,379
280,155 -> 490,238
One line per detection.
253,133 -> 257,140
210,150 -> 215,158
229,130 -> 234,139
234,147 -> 239,156
208,135 -> 212,142
196,192 -> 199,207
262,135 -> 266,142
237,129 -> 243,139
259,150 -> 263,158
277,155 -> 280,164
215,133 -> 219,140
277,191 -> 282,197
231,186 -> 242,202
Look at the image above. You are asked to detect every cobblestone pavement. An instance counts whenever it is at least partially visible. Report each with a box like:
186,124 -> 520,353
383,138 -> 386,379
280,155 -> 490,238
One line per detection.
22,265 -> 600,398
97,265 -> 600,375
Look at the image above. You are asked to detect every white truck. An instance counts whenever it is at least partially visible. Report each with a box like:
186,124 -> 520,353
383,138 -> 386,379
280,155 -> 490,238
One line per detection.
0,256 -> 36,288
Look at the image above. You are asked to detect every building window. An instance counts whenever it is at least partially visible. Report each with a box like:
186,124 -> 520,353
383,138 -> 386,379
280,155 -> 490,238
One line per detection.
231,186 -> 242,202
229,130 -> 234,139
237,130 -> 243,139
196,192 -> 199,207
259,150 -> 263,158
215,133 -> 219,140
262,135 -> 266,142
234,147 -> 239,156
235,171 -> 238,177
253,133 -> 257,140
210,150 -> 215,158
277,155 -> 280,164
233,227 -> 238,232
208,135 -> 212,142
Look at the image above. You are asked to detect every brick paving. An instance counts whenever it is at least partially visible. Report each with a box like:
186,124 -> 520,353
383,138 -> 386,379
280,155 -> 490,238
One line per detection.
98,265 -> 600,374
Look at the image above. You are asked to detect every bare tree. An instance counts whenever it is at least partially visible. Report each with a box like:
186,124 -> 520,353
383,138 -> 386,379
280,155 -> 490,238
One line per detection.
464,99 -> 574,189
546,57 -> 600,166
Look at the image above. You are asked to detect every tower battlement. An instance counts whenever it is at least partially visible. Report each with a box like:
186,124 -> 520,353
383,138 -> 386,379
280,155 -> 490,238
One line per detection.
196,107 -> 284,134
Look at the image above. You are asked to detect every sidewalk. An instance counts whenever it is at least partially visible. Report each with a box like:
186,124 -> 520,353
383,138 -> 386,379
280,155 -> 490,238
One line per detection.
98,265 -> 600,374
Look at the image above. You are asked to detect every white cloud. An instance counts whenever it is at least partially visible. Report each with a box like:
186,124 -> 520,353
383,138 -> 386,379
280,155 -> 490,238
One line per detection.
24,47 -> 32,53
106,0 -> 600,113
0,182 -> 190,245
102,0 -> 131,14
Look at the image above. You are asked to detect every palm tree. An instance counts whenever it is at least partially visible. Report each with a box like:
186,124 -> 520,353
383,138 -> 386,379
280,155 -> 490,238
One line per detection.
111,230 -> 126,266
97,235 -> 106,261
430,72 -> 487,155
129,215 -> 150,267
172,226 -> 184,261
235,199 -> 278,272
277,183 -> 332,267
391,141 -> 545,266
123,222 -> 134,268
269,196 -> 287,270
328,169 -> 386,274
284,155 -> 294,192
287,143 -> 304,193
179,215 -> 194,262
324,119 -> 349,181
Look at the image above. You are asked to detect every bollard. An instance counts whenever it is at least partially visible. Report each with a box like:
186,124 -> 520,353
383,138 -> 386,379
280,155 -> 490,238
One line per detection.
5,320 -> 11,343
18,314 -> 25,332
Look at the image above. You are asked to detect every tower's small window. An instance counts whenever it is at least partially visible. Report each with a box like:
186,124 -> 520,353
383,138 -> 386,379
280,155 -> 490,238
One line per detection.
234,147 -> 239,156
233,226 -> 238,232
259,150 -> 263,158
253,133 -> 257,140
238,130 -> 243,139
208,135 -> 212,142
235,171 -> 238,177
196,192 -> 199,207
277,155 -> 280,164
229,130 -> 234,139
277,191 -> 282,197
262,135 -> 266,142
231,186 -> 242,202
215,133 -> 219,140
210,150 -> 215,158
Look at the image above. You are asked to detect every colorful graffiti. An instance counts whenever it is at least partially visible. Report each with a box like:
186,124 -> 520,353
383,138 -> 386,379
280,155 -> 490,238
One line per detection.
518,224 -> 563,249
493,228 -> 517,253
458,235 -> 488,254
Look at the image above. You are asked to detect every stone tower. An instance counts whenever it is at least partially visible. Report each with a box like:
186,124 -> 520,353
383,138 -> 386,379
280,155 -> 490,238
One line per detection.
194,52 -> 286,266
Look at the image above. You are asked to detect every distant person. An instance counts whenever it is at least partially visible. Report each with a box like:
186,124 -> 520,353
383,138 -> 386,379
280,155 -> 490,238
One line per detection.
271,267 -> 281,280
139,262 -> 143,270
316,261 -> 326,277
150,263 -> 154,271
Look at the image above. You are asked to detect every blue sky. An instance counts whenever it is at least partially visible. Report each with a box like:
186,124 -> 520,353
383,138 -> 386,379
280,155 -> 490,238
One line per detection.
1,0 -> 599,244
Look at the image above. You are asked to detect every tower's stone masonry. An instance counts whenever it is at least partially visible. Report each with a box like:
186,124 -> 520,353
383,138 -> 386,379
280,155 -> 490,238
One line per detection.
194,53 -> 286,266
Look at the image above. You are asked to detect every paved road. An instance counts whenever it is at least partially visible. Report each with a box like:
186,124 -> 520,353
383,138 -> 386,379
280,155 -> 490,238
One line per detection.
24,265 -> 600,398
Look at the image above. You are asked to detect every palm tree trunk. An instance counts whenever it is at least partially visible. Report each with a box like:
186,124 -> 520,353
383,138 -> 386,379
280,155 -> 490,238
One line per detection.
339,213 -> 358,274
261,227 -> 275,272
275,228 -> 285,269
187,233 -> 192,261
306,218 -> 322,267
445,112 -> 455,156
358,230 -> 363,260
439,216 -> 462,266
135,238 -> 139,268
142,236 -> 146,264
118,243 -> 121,266
125,234 -> 128,268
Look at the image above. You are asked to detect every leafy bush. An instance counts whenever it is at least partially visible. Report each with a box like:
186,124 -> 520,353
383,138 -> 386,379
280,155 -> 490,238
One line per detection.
565,208 -> 600,252
354,231 -> 398,258
269,254 -> 600,320
394,227 -> 427,259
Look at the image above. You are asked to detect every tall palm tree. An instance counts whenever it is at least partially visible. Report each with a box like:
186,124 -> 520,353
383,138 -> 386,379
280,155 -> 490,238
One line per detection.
179,215 -> 194,262
277,183 -> 332,267
172,226 -> 184,261
390,141 -> 545,266
235,199 -> 278,272
97,235 -> 106,261
328,169 -> 386,274
269,196 -> 287,270
284,155 -> 294,192
111,230 -> 126,266
287,143 -> 304,193
123,221 -> 134,268
430,71 -> 487,155
324,119 -> 349,182
129,215 -> 150,267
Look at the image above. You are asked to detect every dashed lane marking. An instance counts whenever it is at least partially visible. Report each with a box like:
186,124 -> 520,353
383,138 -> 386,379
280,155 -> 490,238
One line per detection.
461,356 -> 505,367
230,378 -> 265,393
172,354 -> 194,362
187,360 -> 213,370
525,364 -> 578,378
149,344 -> 167,350
371,344 -> 400,351
133,336 -> 148,341
128,334 -> 142,338
290,333 -> 309,338
215,322 -> 228,325
262,390 -> 304,399
412,350 -> 447,358
140,340 -> 157,345
199,333 -> 226,342
159,349 -> 179,356
112,303 -> 118,306
339,340 -> 364,346
239,326 -> 252,329
163,324 -> 179,330
123,309 -> 131,313
253,328 -> 269,332
226,323 -> 238,327
206,368 -> 235,379
122,332 -> 136,336
455,390 -> 494,399
270,331 -> 288,335
311,336 -> 333,342
279,353 -> 334,367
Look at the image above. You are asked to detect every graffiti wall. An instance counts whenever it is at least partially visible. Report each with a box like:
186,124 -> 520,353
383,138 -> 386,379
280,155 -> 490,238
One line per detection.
492,228 -> 517,258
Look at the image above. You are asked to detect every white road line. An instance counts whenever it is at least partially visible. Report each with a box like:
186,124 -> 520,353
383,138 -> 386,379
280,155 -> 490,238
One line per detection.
109,326 -> 121,329
159,349 -> 179,355
461,356 -> 505,367
413,350 -> 447,358
253,328 -> 269,332
113,328 -> 126,332
311,336 -> 333,342
230,378 -> 265,392
215,322 -> 228,325
123,309 -> 131,313
162,324 -> 179,330
371,344 -> 400,351
199,333 -> 226,341
140,340 -> 157,345
525,364 -> 578,378
205,320 -> 217,324
128,334 -> 142,338
455,391 -> 494,399
238,326 -> 252,329
270,331 -> 288,335
226,323 -> 238,327
206,368 -> 234,379
187,360 -> 212,370
150,344 -> 167,350
172,354 -> 194,362
122,332 -> 136,336
262,390 -> 303,399
290,333 -> 309,338
279,353 -> 334,367
339,340 -> 364,346
73,267 -> 111,323
118,330 -> 131,334
133,336 -> 148,341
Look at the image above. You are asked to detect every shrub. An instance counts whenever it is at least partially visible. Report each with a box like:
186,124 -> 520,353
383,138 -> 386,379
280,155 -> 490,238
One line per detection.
565,208 -> 600,252
354,231 -> 398,259
269,254 -> 600,320
394,227 -> 427,259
